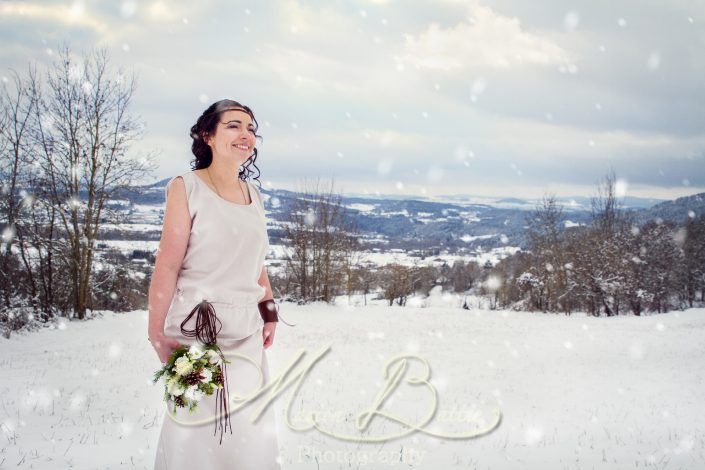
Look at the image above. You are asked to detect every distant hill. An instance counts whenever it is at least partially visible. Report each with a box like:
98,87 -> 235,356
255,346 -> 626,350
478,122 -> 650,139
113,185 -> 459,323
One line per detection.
634,192 -> 705,224
111,177 -> 702,253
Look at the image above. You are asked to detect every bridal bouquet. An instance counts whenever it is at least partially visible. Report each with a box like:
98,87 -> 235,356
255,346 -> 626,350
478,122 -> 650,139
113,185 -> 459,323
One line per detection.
153,343 -> 230,414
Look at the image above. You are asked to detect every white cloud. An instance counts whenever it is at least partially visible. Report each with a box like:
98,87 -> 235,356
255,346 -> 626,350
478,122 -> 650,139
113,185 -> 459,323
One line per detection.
247,45 -> 369,95
282,0 -> 351,35
475,114 -> 705,162
0,1 -> 109,34
401,3 -> 571,70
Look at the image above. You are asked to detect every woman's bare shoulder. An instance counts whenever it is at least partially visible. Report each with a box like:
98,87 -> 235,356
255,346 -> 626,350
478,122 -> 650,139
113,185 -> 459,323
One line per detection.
164,174 -> 192,218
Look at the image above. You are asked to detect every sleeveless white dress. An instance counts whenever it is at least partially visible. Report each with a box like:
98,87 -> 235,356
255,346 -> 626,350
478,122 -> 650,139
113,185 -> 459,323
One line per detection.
154,171 -> 281,469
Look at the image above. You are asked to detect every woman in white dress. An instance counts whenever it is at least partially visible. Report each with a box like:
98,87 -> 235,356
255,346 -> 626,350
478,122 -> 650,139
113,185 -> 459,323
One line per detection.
148,99 -> 281,469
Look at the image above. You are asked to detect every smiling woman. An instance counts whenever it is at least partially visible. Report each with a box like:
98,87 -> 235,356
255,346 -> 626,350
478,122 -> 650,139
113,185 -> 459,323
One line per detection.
189,99 -> 263,175
148,99 -> 281,469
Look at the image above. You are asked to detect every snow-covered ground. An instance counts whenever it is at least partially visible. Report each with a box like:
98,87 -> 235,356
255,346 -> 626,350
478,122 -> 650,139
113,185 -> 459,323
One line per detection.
1,299 -> 704,469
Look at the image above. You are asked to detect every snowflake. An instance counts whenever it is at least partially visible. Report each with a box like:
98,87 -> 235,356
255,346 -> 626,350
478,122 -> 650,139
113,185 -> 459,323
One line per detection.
109,342 -> 123,358
563,11 -> 579,31
525,425 -> 543,445
121,1 -> 137,18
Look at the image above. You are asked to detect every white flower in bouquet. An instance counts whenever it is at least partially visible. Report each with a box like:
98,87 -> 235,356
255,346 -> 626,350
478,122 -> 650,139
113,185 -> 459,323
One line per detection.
174,356 -> 193,376
167,377 -> 185,397
200,367 -> 213,383
188,344 -> 205,360
206,349 -> 220,364
184,385 -> 205,402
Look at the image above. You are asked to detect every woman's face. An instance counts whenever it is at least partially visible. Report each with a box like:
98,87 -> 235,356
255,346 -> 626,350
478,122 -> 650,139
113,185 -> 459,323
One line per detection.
205,109 -> 257,165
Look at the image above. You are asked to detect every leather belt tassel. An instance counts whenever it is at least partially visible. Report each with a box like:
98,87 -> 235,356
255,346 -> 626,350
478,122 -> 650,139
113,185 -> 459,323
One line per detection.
179,299 -> 233,444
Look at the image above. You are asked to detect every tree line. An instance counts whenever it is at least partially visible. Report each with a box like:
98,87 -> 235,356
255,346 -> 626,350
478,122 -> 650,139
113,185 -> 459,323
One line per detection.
484,173 -> 705,315
269,173 -> 704,316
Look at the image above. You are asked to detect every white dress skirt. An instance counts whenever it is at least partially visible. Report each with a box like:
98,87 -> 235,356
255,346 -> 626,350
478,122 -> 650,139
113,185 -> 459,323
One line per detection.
154,330 -> 280,469
153,171 -> 281,469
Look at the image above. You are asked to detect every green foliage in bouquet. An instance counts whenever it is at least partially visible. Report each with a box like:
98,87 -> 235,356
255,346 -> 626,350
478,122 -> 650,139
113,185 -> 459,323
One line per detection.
152,343 -> 231,414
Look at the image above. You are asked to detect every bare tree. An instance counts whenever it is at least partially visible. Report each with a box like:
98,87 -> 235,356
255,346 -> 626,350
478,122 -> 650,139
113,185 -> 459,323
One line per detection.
0,66 -> 40,308
283,177 -> 359,303
352,262 -> 377,306
682,215 -> 705,306
641,220 -> 685,313
30,45 -> 154,319
591,170 -> 624,237
525,194 -> 571,313
380,263 -> 412,306
449,260 -> 481,295
587,171 -> 631,315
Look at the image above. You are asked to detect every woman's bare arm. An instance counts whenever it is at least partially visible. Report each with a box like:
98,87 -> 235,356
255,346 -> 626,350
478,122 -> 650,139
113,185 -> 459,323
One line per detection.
257,265 -> 274,302
148,176 -> 191,340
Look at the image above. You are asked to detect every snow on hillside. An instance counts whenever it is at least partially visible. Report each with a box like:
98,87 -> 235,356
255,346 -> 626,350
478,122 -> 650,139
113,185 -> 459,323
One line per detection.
1,300 -> 704,469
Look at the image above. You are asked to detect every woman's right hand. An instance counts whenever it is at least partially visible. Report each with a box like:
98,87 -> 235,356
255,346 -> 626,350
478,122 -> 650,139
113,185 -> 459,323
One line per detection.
149,332 -> 182,364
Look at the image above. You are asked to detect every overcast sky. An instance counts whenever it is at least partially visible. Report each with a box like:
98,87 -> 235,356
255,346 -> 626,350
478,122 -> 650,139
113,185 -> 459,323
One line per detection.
1,0 -> 704,200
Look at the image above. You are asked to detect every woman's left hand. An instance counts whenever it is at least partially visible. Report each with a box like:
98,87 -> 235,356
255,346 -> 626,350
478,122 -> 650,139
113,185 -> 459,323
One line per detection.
263,322 -> 277,349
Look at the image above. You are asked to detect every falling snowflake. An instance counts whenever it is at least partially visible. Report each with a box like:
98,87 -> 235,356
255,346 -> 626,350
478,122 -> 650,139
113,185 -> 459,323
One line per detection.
71,1 -> 84,17
525,426 -> 543,445
430,375 -> 448,392
484,275 -> 502,290
427,165 -> 443,183
120,421 -> 133,436
629,342 -> 644,359
69,64 -> 83,82
69,391 -> 86,410
120,1 -> 137,18
672,228 -> 687,247
615,178 -> 628,197
1,226 -> 15,244
563,11 -> 579,31
109,342 -> 123,358
647,51 -> 661,70
304,210 -> 316,227
471,77 -> 487,97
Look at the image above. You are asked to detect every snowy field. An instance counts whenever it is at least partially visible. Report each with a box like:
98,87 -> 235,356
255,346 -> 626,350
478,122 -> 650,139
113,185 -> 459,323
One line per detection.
1,300 -> 704,469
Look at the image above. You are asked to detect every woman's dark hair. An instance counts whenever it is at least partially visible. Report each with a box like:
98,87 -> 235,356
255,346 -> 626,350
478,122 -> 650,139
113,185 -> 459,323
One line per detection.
189,99 -> 263,187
